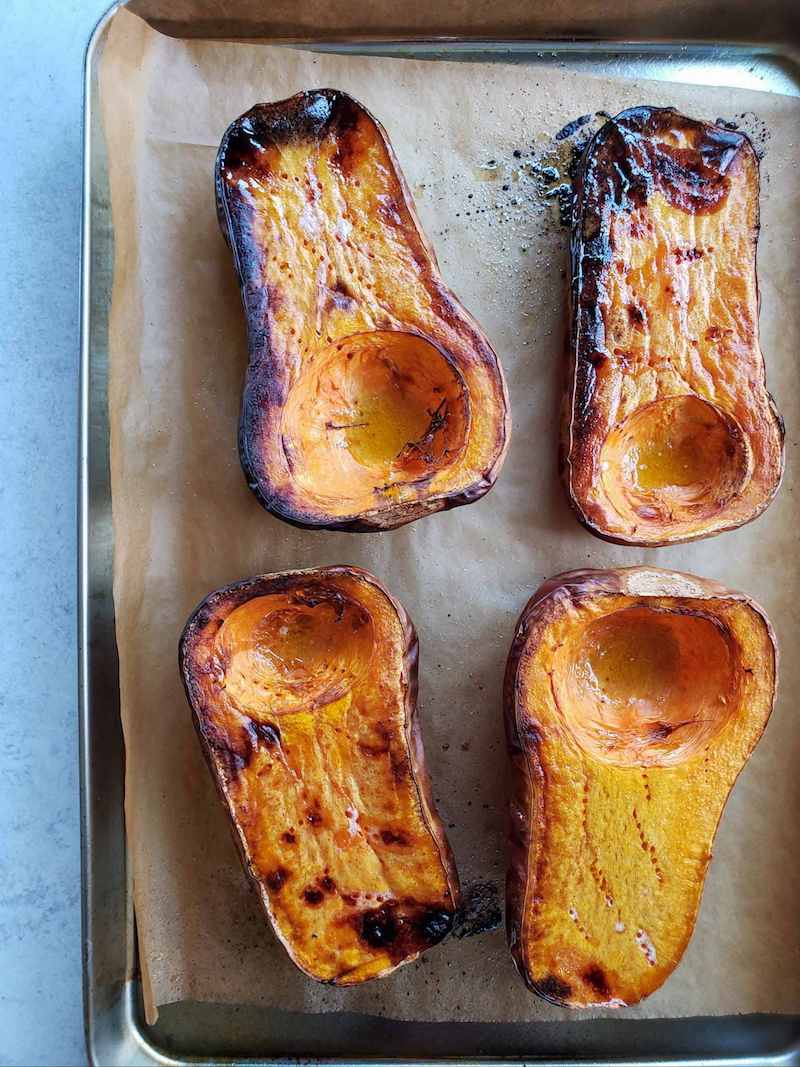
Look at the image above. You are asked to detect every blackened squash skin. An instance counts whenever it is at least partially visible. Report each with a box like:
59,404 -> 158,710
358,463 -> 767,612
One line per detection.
180,566 -> 460,984
216,90 -> 510,531
564,106 -> 784,546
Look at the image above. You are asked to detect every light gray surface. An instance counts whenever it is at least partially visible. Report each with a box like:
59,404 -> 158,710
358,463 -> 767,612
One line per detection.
1,1 -> 110,1065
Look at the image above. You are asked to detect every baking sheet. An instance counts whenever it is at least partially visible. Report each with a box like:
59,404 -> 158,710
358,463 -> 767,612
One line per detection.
124,0 -> 798,45
99,5 -> 800,1027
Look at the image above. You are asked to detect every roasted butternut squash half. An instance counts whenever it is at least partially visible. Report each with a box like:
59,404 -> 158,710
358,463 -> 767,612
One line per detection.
564,106 -> 784,546
505,566 -> 777,1007
215,89 -> 510,531
180,566 -> 460,983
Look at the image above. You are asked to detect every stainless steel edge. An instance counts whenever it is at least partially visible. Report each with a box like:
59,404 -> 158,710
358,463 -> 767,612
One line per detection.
79,5 -> 135,1067
80,5 -> 800,1064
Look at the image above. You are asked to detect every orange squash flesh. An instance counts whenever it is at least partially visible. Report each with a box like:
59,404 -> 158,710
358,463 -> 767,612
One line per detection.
216,89 -> 510,531
565,106 -> 784,546
180,566 -> 460,983
505,567 -> 777,1007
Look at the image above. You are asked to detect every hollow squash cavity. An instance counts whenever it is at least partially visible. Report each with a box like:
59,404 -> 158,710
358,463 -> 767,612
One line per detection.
555,605 -> 738,767
216,89 -> 509,531
181,567 -> 460,984
600,396 -> 750,527
281,331 -> 470,511
505,567 -> 776,1007
565,106 -> 783,546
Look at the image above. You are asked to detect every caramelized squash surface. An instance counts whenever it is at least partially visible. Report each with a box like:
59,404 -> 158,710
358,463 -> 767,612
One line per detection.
216,89 -> 509,531
505,567 -> 777,1007
565,106 -> 783,546
180,566 -> 460,983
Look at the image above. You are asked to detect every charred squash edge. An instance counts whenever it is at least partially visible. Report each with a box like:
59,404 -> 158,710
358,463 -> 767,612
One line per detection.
179,564 -> 461,982
215,89 -> 510,532
504,566 -> 778,1005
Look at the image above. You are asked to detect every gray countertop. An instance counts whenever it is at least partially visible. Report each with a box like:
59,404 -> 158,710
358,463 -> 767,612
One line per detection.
1,1 -> 110,1064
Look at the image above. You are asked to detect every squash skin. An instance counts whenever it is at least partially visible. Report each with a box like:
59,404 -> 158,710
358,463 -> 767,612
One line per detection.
216,89 -> 510,531
180,566 -> 460,984
505,566 -> 777,1007
564,106 -> 784,546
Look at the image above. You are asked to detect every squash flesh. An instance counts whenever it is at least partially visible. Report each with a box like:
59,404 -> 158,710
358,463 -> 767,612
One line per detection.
180,567 -> 460,983
566,107 -> 783,545
216,90 -> 509,530
505,567 -> 776,1007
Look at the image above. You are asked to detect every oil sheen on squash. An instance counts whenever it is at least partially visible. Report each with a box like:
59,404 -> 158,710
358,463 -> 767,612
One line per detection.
180,567 -> 460,984
505,567 -> 777,1007
565,106 -> 784,546
216,89 -> 509,531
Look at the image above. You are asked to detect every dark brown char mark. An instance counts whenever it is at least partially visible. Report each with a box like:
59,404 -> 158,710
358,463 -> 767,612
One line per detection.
355,902 -> 455,964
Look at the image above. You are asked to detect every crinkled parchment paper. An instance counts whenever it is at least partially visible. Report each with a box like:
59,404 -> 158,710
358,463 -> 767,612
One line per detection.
99,5 -> 800,1025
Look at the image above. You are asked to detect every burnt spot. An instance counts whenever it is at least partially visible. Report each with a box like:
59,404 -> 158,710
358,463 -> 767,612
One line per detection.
291,585 -> 347,621
390,749 -> 410,784
202,723 -> 248,780
521,722 -> 542,748
627,304 -> 645,327
452,880 -> 502,939
210,741 -> 247,780
583,965 -> 612,998
332,278 -> 354,301
555,114 -> 594,142
303,887 -> 325,906
320,875 -> 337,893
341,892 -> 358,906
573,105 -> 742,331
325,100 -> 363,168
586,350 -> 608,369
306,809 -> 324,827
674,246 -> 704,262
281,830 -> 296,844
186,605 -> 220,638
652,147 -> 731,214
241,718 -> 282,765
536,974 -> 573,1003
417,909 -> 455,944
252,721 -> 281,747
705,325 -> 732,342
220,116 -> 269,177
325,280 -> 357,313
354,900 -> 457,962
265,867 -> 290,892
225,91 -> 355,164
361,905 -> 398,948
380,829 -> 409,846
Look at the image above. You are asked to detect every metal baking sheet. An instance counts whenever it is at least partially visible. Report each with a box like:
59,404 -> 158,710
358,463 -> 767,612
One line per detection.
79,2 -> 800,1063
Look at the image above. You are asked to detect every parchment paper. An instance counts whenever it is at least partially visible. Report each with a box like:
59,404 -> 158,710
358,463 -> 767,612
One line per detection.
99,6 -> 800,1025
